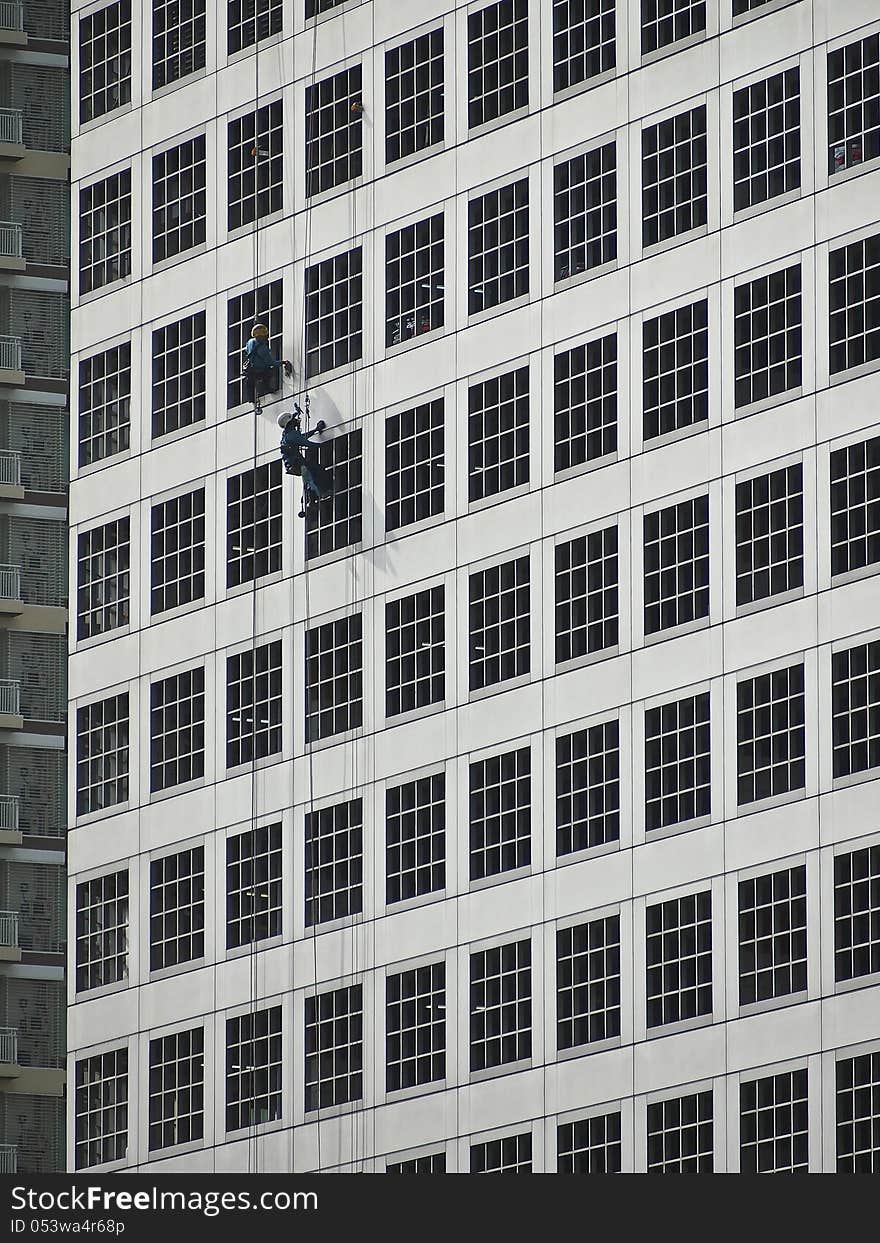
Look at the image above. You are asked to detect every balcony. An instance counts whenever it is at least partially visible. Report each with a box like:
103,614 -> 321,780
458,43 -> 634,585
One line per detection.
0,564 -> 22,607
0,909 -> 20,962
0,1145 -> 16,1174
0,107 -> 23,148
0,448 -> 24,506
0,793 -> 19,830
0,1025 -> 18,1070
0,334 -> 23,380
0,679 -> 21,724
0,220 -> 22,265
0,3 -> 24,33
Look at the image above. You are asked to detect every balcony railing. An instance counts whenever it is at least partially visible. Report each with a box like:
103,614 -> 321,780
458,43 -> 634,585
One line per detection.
0,910 -> 19,948
0,220 -> 22,258
0,335 -> 22,372
0,1027 -> 18,1065
0,107 -> 22,145
0,3 -> 24,34
0,1145 -> 16,1174
0,680 -> 20,716
0,794 -> 19,830
0,565 -> 21,601
0,449 -> 20,486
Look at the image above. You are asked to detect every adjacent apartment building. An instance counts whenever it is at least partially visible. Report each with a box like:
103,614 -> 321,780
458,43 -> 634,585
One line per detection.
68,0 -> 880,1173
0,0 -> 70,1177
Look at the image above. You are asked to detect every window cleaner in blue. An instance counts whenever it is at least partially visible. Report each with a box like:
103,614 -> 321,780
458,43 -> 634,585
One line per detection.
277,406 -> 333,517
243,323 -> 292,412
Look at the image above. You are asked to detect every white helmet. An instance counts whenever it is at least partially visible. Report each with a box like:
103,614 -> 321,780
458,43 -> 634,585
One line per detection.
277,411 -> 292,427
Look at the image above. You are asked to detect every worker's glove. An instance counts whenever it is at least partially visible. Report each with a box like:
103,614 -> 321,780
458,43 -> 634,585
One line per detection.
283,360 -> 293,377
315,420 -> 327,433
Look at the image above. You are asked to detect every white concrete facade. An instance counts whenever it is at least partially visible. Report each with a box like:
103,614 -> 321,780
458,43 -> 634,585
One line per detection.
68,0 -> 880,1172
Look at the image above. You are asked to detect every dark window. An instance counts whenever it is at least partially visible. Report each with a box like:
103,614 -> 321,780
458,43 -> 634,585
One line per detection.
733,264 -> 802,408
642,106 -> 707,248
832,641 -> 880,780
305,613 -> 363,742
304,984 -> 363,1110
554,333 -> 617,472
557,1112 -> 621,1173
836,1052 -> 880,1171
78,343 -> 131,466
386,214 -> 444,347
79,171 -> 132,295
641,0 -> 705,57
469,556 -> 530,691
148,1027 -> 204,1151
733,68 -> 801,212
80,0 -> 132,124
77,517 -> 131,640
226,279 -> 283,408
387,1152 -> 447,1173
152,311 -> 207,438
225,1006 -> 282,1131
470,939 -> 531,1071
150,487 -> 206,615
468,179 -> 529,314
152,136 -> 207,263
386,772 -> 446,904
736,664 -> 805,805
305,65 -> 363,196
555,526 -> 618,663
552,0 -> 615,94
305,798 -> 363,927
645,692 -> 711,831
556,719 -> 620,855
829,233 -> 880,375
740,1069 -> 809,1173
471,1132 -> 532,1172
305,429 -> 363,560
227,462 -> 283,588
385,399 -> 444,532
226,823 -> 282,949
830,435 -> 880,578
228,101 -> 283,230
467,0 -> 529,130
643,495 -> 710,635
228,0 -> 282,57
733,0 -> 772,14
738,865 -> 807,1005
385,28 -> 444,165
647,1091 -> 713,1172
828,35 -> 880,175
469,747 -> 531,881
149,666 -> 206,792
76,694 -> 130,816
305,247 -> 363,378
468,366 -> 529,502
735,464 -> 804,607
149,846 -> 205,971
74,1049 -> 128,1169
386,962 -> 446,1092
557,914 -> 620,1048
75,870 -> 129,993
554,142 -> 616,282
153,0 -> 206,90
386,586 -> 445,717
643,298 -> 709,440
833,845 -> 880,982
226,640 -> 282,768
646,890 -> 712,1027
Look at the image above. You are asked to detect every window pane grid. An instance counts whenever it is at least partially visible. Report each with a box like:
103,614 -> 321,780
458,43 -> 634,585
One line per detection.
642,106 -> 707,248
77,517 -> 131,640
75,870 -> 129,993
471,1132 -> 532,1172
74,1049 -> 128,1169
470,939 -> 531,1072
386,1152 -> 447,1173
305,429 -> 363,560
734,264 -> 803,408
829,234 -> 880,375
733,68 -> 801,211
148,1027 -> 204,1151
305,248 -> 363,379
304,984 -> 363,1111
641,0 -> 706,57
79,171 -> 132,294
226,640 -> 282,769
469,555 -> 530,691
305,66 -> 363,196
228,101 -> 283,231
554,141 -> 616,281
645,691 -> 711,831
76,693 -> 130,815
225,1006 -> 282,1132
643,494 -> 710,634
227,462 -> 282,588
735,464 -> 804,607
832,641 -> 880,780
385,28 -> 444,165
152,135 -> 208,263
836,1052 -> 880,1172
226,823 -> 282,950
552,0 -> 616,94
386,962 -> 446,1092
557,1111 -> 621,1173
386,585 -> 445,717
226,279 -> 283,408
152,311 -> 207,438
305,798 -> 363,927
554,333 -> 617,471
150,487 -> 206,614
80,0 -> 132,124
647,1090 -> 713,1172
646,890 -> 713,1027
78,343 -> 131,467
468,365 -> 530,503
469,746 -> 531,881
833,844 -> 880,982
467,0 -> 529,130
556,719 -> 620,855
149,666 -> 206,792
468,178 -> 529,314
385,399 -> 444,531
740,1069 -> 809,1172
153,0 -> 206,90
385,213 -> 444,347
557,914 -> 621,1049
828,35 -> 880,174
830,435 -> 880,577
738,865 -> 807,1005
386,772 -> 446,904
305,614 -> 363,742
643,298 -> 709,440
736,664 -> 805,805
555,525 -> 618,663
228,0 -> 283,57
149,846 -> 205,971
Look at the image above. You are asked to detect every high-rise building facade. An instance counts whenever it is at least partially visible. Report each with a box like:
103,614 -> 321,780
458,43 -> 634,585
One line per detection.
68,0 -> 880,1173
0,0 -> 70,1177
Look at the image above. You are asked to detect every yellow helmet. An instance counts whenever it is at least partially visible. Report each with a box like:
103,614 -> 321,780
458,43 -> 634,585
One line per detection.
251,323 -> 269,339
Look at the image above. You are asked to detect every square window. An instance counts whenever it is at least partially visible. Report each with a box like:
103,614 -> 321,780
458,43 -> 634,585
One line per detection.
643,494 -> 710,634
646,890 -> 712,1027
645,691 -> 711,831
647,1090 -> 713,1172
467,0 -> 529,130
836,1051 -> 880,1171
148,1027 -> 204,1151
471,1132 -> 532,1172
77,517 -> 130,640
305,797 -> 363,927
305,65 -> 363,196
469,555 -> 530,692
468,365 -> 529,503
552,0 -> 615,94
557,914 -> 621,1048
557,1111 -> 621,1173
304,247 -> 363,378
829,233 -> 880,375
735,464 -> 804,607
152,136 -> 208,263
153,0 -> 206,91
228,0 -> 282,57
306,1 -> 347,19
468,178 -> 529,314
226,640 -> 282,768
386,1152 -> 447,1173
740,1069 -> 809,1172
469,746 -> 530,881
555,525 -> 618,663
733,68 -> 801,212
385,399 -> 444,532
833,844 -> 880,981
305,428 -> 363,559
149,666 -> 206,793
226,823 -> 282,950
734,264 -> 803,408
225,1006 -> 282,1131
641,0 -> 705,57
304,984 -> 363,1111
386,771 -> 445,904
80,1 -> 132,124
642,298 -> 709,440
75,870 -> 129,993
152,311 -> 207,438
470,939 -> 531,1072
79,171 -> 132,295
74,1048 -> 128,1169
76,693 -> 129,815
150,487 -> 206,615
554,333 -> 617,471
228,101 -> 283,230
386,585 -> 445,717
736,664 -> 805,805
642,106 -> 707,248
227,462 -> 282,588
386,962 -> 446,1092
305,613 -> 363,742
385,28 -> 444,164
738,864 -> 807,1005
832,641 -> 880,780
227,279 -> 284,409
556,719 -> 620,855
149,846 -> 205,971
554,141 -> 616,281
78,343 -> 131,466
386,213 -> 444,347
830,435 -> 880,577
828,35 -> 880,175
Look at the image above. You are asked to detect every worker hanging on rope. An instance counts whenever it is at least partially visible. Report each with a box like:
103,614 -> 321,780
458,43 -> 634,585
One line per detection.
243,323 -> 293,413
278,406 -> 333,517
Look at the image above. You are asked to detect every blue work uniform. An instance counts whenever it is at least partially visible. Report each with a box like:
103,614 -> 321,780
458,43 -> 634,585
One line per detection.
244,337 -> 283,403
280,423 -> 332,499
